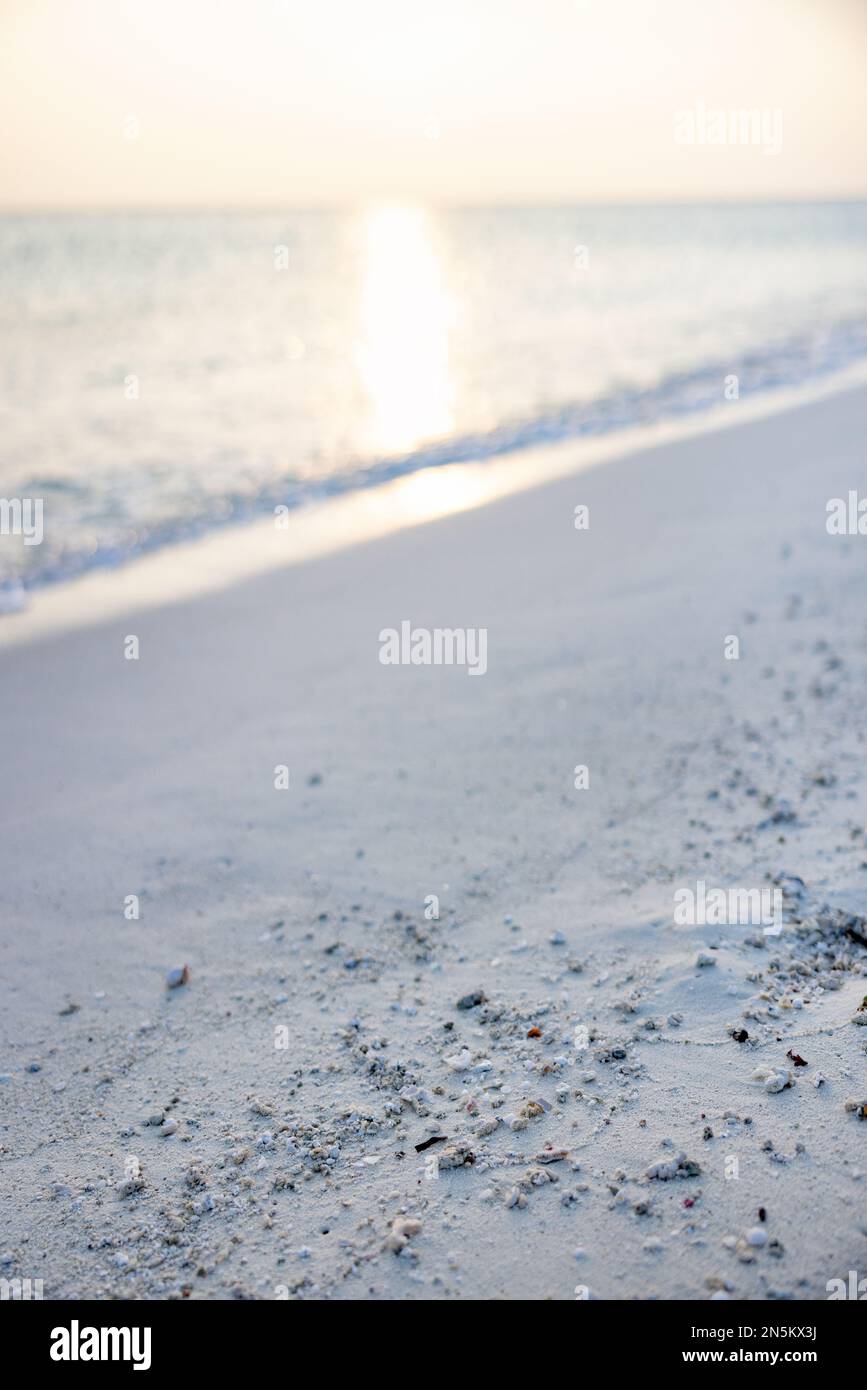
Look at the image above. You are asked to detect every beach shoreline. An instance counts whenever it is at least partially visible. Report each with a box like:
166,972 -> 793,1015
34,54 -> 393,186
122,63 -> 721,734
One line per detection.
3,360 -> 867,651
2,382 -> 867,1300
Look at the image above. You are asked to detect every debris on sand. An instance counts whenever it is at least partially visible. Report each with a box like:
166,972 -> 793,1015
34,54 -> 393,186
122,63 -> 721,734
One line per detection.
505,1187 -> 528,1209
695,952 -> 716,968
786,1050 -> 807,1067
456,990 -> 486,1010
518,1165 -> 559,1190
117,1169 -> 146,1199
645,1152 -> 701,1181
843,1098 -> 867,1119
385,1217 -> 422,1253
414,1134 -> 448,1153
752,1065 -> 794,1094
185,1162 -> 208,1189
503,1098 -> 548,1131
438,1143 -> 475,1169
166,965 -> 190,989
444,1049 -> 475,1071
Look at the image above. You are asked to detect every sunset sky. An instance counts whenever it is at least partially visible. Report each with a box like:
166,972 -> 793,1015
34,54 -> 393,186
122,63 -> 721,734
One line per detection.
1,0 -> 866,208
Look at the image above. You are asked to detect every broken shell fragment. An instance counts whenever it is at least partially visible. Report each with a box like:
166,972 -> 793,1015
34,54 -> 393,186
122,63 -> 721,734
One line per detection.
645,1151 -> 701,1180
385,1216 -> 422,1253
843,1098 -> 867,1119
751,1065 -> 794,1094
438,1143 -> 475,1169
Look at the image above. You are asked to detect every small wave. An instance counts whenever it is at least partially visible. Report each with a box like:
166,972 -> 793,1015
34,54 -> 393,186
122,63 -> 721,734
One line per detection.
5,316 -> 867,597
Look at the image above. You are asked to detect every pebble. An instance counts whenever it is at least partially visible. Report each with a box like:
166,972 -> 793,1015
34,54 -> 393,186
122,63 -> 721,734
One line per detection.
456,991 -> 486,1010
695,952 -> 716,968
159,1118 -> 178,1136
166,966 -> 189,989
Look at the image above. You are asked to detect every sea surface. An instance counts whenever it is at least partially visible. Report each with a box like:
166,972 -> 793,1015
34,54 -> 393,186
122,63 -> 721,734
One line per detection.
2,201 -> 867,596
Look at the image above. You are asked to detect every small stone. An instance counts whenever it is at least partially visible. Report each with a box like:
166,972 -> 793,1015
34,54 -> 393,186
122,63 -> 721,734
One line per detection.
456,990 -> 486,1010
159,1118 -> 178,1136
166,966 -> 190,989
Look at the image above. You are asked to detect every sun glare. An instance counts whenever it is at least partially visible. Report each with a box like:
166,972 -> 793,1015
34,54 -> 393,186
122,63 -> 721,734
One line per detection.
355,203 -> 454,456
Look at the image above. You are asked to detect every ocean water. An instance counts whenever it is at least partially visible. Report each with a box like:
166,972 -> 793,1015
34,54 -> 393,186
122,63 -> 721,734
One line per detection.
2,201 -> 867,595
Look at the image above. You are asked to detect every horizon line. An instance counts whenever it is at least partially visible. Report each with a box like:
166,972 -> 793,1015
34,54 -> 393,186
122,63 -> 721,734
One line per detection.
2,193 -> 867,216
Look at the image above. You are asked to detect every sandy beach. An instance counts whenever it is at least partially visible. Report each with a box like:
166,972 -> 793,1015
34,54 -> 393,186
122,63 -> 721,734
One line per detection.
2,382 -> 867,1302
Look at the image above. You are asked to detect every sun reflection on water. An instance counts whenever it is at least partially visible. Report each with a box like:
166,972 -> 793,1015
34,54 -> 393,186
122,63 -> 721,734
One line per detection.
355,203 -> 454,456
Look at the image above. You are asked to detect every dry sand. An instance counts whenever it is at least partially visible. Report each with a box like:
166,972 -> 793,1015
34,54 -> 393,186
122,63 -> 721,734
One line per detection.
2,383 -> 867,1300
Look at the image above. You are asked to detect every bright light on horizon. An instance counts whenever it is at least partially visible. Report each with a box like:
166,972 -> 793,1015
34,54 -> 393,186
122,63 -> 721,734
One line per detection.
1,0 -> 866,209
356,203 -> 454,454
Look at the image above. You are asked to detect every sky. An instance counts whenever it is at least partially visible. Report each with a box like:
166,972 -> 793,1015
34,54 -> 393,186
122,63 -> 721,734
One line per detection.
1,0 -> 865,208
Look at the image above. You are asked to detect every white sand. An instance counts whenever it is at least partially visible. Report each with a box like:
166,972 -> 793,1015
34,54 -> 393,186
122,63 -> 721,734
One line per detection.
2,383 -> 867,1301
